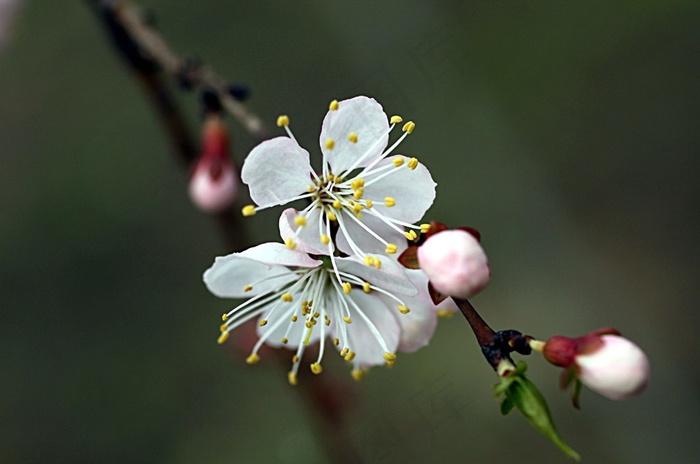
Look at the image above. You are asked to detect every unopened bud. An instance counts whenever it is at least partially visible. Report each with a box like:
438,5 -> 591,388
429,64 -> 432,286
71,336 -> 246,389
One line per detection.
543,330 -> 650,401
416,229 -> 490,298
575,334 -> 650,400
188,115 -> 238,213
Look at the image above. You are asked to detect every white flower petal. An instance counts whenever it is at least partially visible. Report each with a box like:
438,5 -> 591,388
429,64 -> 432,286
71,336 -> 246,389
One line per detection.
364,156 -> 436,223
336,254 -> 417,296
240,242 -> 323,268
335,212 -> 407,256
241,137 -> 312,206
279,207 -> 333,255
338,290 -> 400,367
320,96 -> 389,174
203,255 -> 294,298
395,270 -> 439,352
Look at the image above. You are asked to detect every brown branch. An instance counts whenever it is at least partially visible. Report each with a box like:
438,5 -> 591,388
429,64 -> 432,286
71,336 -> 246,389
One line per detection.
87,0 -> 268,142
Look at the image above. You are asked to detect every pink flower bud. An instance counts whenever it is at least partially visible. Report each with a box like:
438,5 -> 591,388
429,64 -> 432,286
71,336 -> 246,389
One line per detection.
188,116 -> 239,213
416,229 -> 490,298
575,335 -> 650,400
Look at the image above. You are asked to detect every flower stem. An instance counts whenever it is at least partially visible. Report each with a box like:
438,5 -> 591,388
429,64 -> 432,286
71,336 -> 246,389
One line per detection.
453,298 -> 535,372
453,297 -> 496,347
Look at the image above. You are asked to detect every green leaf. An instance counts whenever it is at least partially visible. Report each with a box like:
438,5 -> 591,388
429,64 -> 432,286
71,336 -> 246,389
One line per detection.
500,395 -> 515,415
495,362 -> 581,461
571,378 -> 583,410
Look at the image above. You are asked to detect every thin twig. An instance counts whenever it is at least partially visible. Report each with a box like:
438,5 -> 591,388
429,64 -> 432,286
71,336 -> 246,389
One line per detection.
87,0 -> 268,142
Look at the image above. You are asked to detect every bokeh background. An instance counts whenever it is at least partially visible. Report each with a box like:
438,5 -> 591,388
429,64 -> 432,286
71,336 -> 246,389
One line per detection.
2,1 -> 699,463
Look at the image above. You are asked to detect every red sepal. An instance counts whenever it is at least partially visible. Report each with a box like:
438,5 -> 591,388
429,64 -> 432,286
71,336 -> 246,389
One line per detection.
428,281 -> 448,305
457,226 -> 481,242
397,245 -> 420,269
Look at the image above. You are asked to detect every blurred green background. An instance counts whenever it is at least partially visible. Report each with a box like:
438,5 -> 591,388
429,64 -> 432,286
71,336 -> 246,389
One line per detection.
2,1 -> 699,463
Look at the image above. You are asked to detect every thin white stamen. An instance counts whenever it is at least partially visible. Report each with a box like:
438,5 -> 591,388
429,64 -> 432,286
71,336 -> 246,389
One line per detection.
339,123 -> 397,178
342,207 -> 390,246
334,213 -> 366,258
361,166 -> 410,190
344,292 -> 391,353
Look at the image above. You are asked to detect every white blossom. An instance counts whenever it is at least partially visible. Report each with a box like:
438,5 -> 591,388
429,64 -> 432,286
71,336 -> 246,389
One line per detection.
240,96 -> 436,260
204,242 -> 438,383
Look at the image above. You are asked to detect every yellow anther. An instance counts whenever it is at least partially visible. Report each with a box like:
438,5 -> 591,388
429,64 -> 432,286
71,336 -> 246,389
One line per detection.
393,156 -> 404,167
305,321 -> 313,328
293,355 -> 299,363
329,99 -> 339,110
437,309 -> 455,318
334,338 -> 340,346
310,363 -> 323,374
242,205 -> 256,216
352,203 -> 364,213
276,115 -> 290,127
384,197 -> 396,207
362,282 -> 371,293
217,332 -> 230,344
287,371 -> 298,386
351,178 -> 365,190
385,243 -> 398,254
294,216 -> 307,226
307,184 -> 315,193
420,223 -> 431,234
281,337 -> 289,344
383,352 -> 397,363
327,211 -> 337,221
324,138 -> 335,150
325,318 -> 331,326
221,313 -> 228,321
344,351 -> 356,361
355,212 -> 363,220
219,323 -> 227,332
402,121 -> 416,133
390,115 -> 403,124
285,238 -> 297,249
342,282 -> 352,294
373,258 -> 382,269
320,234 -> 331,245
243,285 -> 253,292
353,189 -> 364,200
332,200 -> 342,209
246,353 -> 260,364
407,157 -> 419,170
343,316 -> 352,324
398,305 -> 410,314
281,293 -> 293,302
404,230 -> 418,240
365,199 -> 373,209
313,312 -> 320,318
259,319 -> 268,327
364,256 -> 374,266
340,347 -> 349,357
291,315 -> 298,322
351,369 -> 366,382
348,132 -> 358,143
